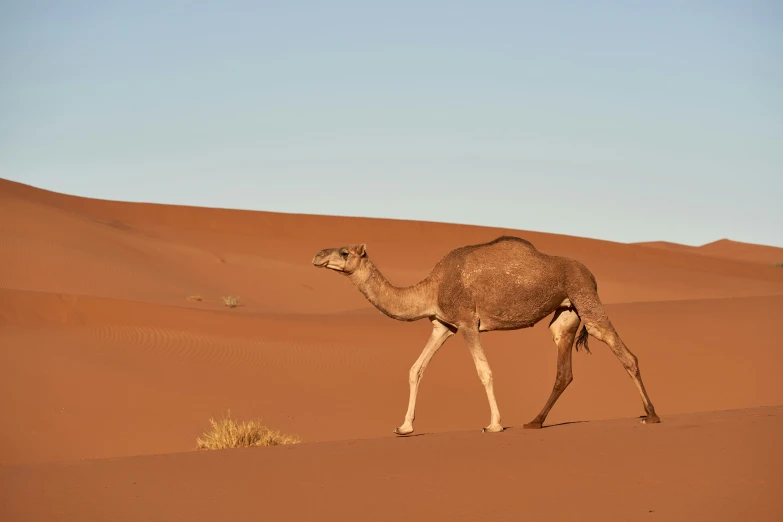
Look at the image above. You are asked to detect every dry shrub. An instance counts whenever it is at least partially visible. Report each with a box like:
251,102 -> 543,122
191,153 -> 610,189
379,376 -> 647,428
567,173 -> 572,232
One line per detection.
196,410 -> 301,450
221,296 -> 239,308
188,295 -> 203,301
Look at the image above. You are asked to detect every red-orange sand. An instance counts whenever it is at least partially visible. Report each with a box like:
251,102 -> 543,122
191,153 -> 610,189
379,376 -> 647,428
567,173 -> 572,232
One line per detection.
1,178 -> 782,521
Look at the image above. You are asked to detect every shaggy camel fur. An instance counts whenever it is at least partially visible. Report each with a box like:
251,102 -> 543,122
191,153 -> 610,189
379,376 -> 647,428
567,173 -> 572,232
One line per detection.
312,236 -> 660,435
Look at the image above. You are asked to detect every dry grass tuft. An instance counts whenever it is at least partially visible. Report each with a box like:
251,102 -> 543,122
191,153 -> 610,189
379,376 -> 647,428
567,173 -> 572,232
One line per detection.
196,410 -> 301,450
187,295 -> 203,301
221,296 -> 239,308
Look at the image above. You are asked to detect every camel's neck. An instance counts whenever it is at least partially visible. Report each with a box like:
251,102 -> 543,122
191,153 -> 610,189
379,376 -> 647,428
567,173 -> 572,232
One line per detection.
348,259 -> 437,321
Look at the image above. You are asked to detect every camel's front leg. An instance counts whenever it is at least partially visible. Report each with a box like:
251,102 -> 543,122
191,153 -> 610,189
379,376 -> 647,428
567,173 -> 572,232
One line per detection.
462,328 -> 504,433
394,319 -> 454,435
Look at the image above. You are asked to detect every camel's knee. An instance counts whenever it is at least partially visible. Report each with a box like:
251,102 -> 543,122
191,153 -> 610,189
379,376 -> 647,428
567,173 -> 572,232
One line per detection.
584,323 -> 604,341
408,366 -> 424,385
478,367 -> 493,387
623,354 -> 640,376
555,372 -> 573,390
562,364 -> 574,383
585,320 -> 623,346
480,372 -> 493,387
606,343 -> 640,376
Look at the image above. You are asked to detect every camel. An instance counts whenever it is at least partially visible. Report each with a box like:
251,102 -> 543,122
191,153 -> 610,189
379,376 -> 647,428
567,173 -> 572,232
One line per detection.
311,235 -> 660,435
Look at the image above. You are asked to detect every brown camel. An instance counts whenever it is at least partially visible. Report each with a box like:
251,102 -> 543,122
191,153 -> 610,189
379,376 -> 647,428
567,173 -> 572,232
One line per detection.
312,235 -> 660,435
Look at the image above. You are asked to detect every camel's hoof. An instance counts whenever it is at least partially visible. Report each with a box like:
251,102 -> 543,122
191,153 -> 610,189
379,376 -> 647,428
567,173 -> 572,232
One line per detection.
523,422 -> 543,430
641,415 -> 661,425
393,427 -> 413,436
481,425 -> 504,433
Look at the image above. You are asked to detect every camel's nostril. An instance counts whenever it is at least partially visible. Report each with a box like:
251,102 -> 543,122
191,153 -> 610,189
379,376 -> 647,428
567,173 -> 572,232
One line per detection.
312,252 -> 327,266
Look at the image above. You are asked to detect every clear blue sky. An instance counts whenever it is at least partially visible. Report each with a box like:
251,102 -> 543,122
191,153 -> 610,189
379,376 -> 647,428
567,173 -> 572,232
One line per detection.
1,1 -> 781,246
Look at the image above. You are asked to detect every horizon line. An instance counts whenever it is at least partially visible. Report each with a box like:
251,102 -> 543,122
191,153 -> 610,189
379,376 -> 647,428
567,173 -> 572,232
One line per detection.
2,176 -> 778,250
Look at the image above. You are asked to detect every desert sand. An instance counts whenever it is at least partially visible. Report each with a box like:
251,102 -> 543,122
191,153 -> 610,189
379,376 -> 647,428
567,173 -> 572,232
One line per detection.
1,177 -> 782,521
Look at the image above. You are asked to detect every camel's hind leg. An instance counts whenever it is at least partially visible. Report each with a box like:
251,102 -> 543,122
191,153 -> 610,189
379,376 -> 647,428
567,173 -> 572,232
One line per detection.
524,306 -> 581,429
579,307 -> 660,423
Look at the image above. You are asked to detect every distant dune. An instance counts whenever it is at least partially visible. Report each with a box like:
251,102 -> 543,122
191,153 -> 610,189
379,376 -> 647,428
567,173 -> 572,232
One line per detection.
636,238 -> 783,265
1,178 -> 781,521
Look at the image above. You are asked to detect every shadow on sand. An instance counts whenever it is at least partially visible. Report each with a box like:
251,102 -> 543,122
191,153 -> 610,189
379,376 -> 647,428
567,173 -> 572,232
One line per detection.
540,420 -> 589,429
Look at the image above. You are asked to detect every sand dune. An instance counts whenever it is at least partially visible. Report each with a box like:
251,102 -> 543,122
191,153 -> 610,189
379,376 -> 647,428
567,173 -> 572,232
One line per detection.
2,406 -> 780,522
1,178 -> 782,520
3,179 -> 782,312
2,288 -> 781,466
637,238 -> 783,266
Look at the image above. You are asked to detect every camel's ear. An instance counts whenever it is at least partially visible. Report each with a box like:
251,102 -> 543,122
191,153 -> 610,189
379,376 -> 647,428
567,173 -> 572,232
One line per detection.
355,243 -> 367,257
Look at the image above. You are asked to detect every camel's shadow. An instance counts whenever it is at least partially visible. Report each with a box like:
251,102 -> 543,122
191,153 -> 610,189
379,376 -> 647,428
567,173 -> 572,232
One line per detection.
392,420 -> 590,438
539,420 -> 589,429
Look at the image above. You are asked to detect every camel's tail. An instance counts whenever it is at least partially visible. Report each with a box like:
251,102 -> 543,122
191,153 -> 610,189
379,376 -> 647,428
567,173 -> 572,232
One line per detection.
575,322 -> 591,354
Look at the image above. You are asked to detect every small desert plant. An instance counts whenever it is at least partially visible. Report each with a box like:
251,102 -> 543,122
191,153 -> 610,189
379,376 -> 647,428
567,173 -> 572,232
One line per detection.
196,410 -> 301,450
187,295 -> 203,302
775,262 -> 783,268
221,296 -> 239,308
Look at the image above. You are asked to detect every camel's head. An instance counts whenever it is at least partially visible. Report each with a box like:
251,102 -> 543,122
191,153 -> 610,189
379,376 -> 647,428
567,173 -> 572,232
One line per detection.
311,243 -> 367,274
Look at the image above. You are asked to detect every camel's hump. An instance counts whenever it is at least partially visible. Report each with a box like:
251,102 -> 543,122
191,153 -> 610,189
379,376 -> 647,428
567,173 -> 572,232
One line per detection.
484,235 -> 535,248
445,235 -> 538,258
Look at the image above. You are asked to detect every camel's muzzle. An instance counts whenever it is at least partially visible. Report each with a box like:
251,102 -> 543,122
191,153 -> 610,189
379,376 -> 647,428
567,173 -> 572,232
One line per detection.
312,250 -> 333,268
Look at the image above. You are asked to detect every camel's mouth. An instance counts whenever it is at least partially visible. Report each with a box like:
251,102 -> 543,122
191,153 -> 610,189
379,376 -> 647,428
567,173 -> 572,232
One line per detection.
311,252 -> 329,267
312,257 -> 344,271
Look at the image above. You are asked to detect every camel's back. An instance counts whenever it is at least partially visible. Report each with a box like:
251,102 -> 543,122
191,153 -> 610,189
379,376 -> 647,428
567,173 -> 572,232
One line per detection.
437,236 -> 554,275
433,236 -> 570,329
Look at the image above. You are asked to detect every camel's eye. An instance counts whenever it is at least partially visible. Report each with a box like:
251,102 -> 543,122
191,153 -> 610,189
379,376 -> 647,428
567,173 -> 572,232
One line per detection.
340,251 -> 349,259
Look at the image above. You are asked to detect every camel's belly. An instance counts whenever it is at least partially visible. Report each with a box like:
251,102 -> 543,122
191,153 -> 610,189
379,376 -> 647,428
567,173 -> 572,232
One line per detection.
474,283 -> 568,331
477,301 -> 567,331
